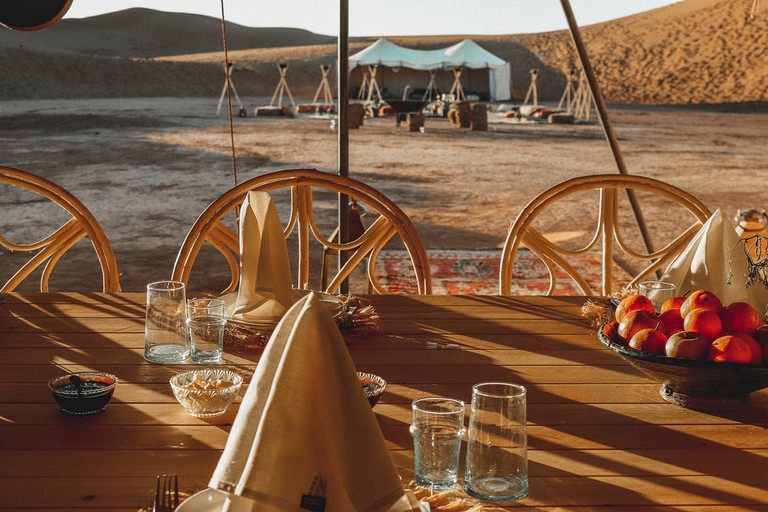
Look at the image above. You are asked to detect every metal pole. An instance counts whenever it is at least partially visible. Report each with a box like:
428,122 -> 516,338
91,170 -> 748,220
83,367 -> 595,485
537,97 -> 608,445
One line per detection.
338,0 -> 350,293
559,0 -> 655,254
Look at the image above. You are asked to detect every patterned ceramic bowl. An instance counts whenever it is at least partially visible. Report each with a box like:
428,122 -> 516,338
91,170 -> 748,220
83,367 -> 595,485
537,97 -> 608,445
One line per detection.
49,372 -> 118,415
358,372 -> 386,407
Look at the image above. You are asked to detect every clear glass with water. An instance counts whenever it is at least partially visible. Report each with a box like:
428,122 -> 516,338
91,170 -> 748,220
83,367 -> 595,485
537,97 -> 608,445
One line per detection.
410,397 -> 465,490
187,298 -> 227,364
144,281 -> 189,363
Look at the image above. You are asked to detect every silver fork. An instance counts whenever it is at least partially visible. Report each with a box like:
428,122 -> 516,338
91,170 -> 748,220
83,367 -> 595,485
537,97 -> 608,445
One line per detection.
153,474 -> 179,512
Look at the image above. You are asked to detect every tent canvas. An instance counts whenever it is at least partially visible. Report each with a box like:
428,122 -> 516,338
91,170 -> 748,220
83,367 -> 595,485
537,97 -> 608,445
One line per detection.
349,38 -> 511,102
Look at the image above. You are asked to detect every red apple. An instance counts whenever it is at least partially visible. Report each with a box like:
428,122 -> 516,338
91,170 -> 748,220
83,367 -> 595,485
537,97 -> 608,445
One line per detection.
629,327 -> 667,355
660,296 -> 686,314
708,335 -> 753,364
754,325 -> 768,348
615,294 -> 656,322
728,332 -> 764,365
618,310 -> 658,341
665,331 -> 711,360
680,289 -> 723,318
658,309 -> 684,336
683,308 -> 722,340
720,302 -> 761,335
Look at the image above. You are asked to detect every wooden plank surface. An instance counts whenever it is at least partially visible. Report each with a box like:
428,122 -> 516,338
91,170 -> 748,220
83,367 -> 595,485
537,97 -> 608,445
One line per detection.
1,292 -> 767,511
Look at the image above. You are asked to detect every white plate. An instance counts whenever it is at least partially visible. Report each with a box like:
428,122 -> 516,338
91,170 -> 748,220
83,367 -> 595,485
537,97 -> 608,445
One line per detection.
175,488 -> 226,512
176,487 -> 430,511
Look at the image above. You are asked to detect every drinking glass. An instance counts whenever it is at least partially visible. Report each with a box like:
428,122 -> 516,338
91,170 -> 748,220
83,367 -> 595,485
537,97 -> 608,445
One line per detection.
464,382 -> 528,502
144,281 -> 189,363
187,298 -> 227,364
410,397 -> 465,490
638,281 -> 676,310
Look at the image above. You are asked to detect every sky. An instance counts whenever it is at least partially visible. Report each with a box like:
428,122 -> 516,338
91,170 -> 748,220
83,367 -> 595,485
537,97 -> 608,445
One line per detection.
64,0 -> 683,37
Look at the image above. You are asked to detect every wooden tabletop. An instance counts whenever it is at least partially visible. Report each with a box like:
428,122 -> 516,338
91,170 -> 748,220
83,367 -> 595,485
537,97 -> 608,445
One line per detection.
1,292 -> 767,511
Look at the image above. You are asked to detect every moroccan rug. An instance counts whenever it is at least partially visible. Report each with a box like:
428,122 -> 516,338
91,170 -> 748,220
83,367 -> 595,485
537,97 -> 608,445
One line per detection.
375,248 -> 633,295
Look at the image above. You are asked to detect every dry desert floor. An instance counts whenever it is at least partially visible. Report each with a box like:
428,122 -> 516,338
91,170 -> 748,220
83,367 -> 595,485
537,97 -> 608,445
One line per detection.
2,97 -> 767,292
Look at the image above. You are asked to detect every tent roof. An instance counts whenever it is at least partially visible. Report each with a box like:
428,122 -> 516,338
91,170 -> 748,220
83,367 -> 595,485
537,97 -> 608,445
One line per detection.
349,38 -> 506,71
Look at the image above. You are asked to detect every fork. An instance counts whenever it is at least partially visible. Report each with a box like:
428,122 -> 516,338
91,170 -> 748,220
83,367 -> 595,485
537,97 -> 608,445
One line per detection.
153,474 -> 179,512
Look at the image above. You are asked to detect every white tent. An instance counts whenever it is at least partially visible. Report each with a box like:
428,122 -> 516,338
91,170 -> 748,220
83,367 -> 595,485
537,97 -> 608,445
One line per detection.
349,38 -> 511,102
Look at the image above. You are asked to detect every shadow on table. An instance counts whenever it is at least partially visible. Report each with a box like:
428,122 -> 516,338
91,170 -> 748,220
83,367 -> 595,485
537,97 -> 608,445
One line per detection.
369,294 -> 768,509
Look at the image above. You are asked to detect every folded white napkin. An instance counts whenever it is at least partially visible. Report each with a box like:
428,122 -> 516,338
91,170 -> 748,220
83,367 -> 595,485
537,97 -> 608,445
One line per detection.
230,191 -> 300,326
660,209 -> 768,311
210,292 -> 422,512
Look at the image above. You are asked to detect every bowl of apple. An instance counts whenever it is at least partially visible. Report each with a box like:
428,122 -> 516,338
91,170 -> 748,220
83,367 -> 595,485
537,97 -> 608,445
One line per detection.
598,289 -> 768,411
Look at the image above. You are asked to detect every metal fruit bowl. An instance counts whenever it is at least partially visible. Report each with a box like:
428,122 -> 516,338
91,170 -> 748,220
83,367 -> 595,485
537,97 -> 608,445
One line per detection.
598,323 -> 768,410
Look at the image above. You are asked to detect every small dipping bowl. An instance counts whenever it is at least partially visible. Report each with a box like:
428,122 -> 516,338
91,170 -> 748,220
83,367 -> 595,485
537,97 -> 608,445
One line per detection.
170,369 -> 243,418
48,372 -> 118,415
358,372 -> 386,407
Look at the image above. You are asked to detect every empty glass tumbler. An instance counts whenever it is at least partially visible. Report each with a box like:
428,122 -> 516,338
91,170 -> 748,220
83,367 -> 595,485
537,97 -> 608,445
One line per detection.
638,281 -> 676,310
464,382 -> 528,502
187,298 -> 227,364
144,281 -> 190,363
410,397 -> 466,490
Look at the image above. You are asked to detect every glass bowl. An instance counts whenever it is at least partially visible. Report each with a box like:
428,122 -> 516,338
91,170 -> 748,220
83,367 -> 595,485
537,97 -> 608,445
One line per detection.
169,369 -> 243,418
358,372 -> 386,407
48,372 -> 118,415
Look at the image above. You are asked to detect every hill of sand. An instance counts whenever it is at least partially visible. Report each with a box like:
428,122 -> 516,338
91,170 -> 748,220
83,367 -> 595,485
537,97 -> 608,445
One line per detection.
0,0 -> 766,105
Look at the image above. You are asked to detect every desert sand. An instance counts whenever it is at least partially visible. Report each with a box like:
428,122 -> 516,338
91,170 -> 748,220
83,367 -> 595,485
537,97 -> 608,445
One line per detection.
1,0 -> 767,292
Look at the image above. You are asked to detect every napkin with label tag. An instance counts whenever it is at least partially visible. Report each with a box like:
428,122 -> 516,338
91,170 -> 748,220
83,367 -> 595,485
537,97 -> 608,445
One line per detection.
210,292 -> 423,512
229,190 -> 300,327
659,209 -> 768,312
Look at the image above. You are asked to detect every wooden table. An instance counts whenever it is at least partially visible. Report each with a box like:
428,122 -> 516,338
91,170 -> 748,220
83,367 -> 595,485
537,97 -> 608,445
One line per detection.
1,292 -> 767,511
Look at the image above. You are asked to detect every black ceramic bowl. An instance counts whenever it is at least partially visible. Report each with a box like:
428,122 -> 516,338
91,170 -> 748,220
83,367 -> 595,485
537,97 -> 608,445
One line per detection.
48,372 -> 118,415
598,323 -> 768,410
358,372 -> 386,407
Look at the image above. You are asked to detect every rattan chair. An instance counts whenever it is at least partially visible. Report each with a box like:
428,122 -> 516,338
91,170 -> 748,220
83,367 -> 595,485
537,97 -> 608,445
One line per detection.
1,166 -> 120,292
172,168 -> 432,294
500,174 -> 712,296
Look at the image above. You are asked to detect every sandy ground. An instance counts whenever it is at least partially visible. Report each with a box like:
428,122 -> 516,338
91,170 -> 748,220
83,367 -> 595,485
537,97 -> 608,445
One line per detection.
2,96 -> 767,292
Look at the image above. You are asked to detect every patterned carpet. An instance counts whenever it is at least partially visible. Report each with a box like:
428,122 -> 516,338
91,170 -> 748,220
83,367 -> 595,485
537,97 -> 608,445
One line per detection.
375,248 -> 632,295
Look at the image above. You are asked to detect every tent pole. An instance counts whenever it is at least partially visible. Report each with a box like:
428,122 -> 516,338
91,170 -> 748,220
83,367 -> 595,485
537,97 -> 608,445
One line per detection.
338,0 -> 350,293
559,0 -> 655,255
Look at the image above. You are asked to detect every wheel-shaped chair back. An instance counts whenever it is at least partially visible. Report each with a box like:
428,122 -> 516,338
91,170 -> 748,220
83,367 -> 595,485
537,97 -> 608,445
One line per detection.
172,168 -> 432,294
1,166 -> 120,292
500,174 -> 711,296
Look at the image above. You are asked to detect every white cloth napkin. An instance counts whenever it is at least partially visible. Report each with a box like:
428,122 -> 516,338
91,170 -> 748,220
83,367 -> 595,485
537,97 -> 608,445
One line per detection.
230,191 -> 300,326
210,292 -> 422,512
660,209 -> 768,311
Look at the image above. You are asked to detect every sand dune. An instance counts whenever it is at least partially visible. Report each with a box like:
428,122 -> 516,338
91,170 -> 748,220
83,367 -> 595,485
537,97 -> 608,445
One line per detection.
0,0 -> 766,104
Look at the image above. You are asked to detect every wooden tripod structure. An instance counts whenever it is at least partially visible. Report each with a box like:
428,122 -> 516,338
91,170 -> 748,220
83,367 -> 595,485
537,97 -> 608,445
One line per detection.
448,68 -> 466,101
559,67 -> 596,122
357,68 -> 369,100
364,65 -> 383,104
216,62 -> 244,116
557,67 -> 577,111
422,69 -> 440,101
269,62 -> 296,110
312,64 -> 334,105
523,68 -> 540,106
571,70 -> 597,122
